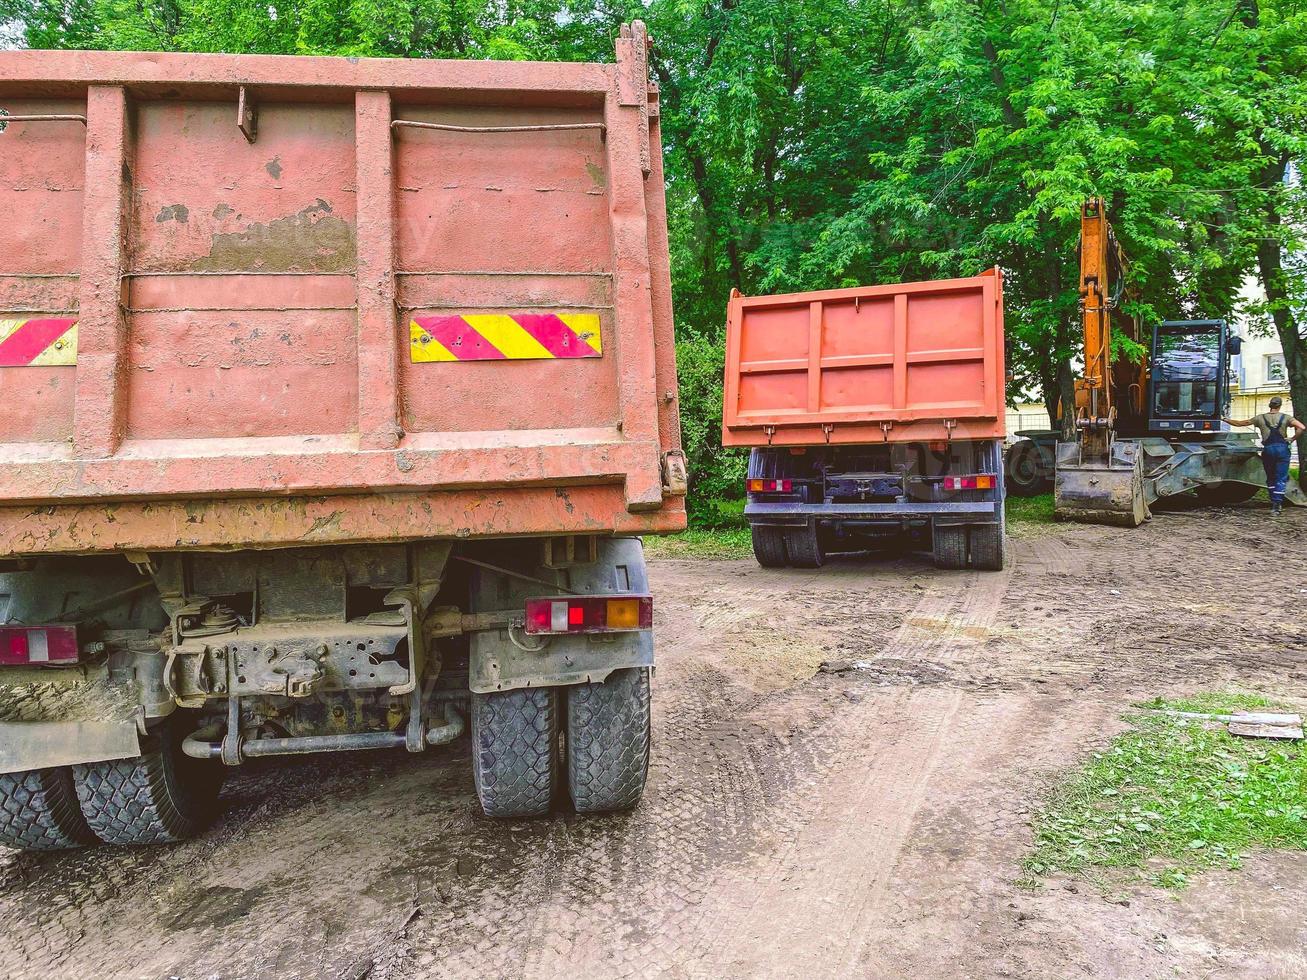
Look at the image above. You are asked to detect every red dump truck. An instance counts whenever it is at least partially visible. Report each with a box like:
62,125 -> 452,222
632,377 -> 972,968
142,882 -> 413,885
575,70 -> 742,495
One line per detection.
0,23 -> 686,850
722,270 -> 1007,571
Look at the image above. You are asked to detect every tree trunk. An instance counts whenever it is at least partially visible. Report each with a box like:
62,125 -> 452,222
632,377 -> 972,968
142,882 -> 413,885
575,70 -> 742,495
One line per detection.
1238,0 -> 1305,489
1036,360 -> 1059,432
1057,353 -> 1077,441
1252,160 -> 1306,492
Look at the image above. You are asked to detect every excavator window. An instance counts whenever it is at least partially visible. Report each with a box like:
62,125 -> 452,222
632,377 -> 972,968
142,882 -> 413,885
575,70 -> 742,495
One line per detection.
1151,322 -> 1221,419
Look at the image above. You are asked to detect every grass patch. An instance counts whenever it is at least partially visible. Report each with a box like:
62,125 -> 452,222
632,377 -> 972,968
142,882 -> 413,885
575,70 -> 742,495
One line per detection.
1005,492 -> 1056,532
643,527 -> 753,559
1022,692 -> 1307,890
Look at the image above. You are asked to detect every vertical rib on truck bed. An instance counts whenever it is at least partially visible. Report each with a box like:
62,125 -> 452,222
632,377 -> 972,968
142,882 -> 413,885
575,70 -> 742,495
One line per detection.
0,25 -> 685,555
722,270 -> 1005,447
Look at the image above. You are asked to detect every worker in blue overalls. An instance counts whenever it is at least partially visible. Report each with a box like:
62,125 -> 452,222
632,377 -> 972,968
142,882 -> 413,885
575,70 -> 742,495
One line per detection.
1225,397 -> 1306,515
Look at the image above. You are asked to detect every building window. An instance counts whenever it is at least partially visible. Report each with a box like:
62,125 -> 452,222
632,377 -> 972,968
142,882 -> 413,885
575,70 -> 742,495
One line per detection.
1266,353 -> 1287,385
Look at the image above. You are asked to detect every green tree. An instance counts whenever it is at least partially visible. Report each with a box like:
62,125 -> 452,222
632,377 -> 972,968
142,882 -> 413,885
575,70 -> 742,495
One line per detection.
1207,0 -> 1307,489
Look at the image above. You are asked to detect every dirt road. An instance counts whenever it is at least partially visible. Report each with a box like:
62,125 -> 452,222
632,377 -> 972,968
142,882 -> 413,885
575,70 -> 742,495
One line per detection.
3,504 -> 1307,979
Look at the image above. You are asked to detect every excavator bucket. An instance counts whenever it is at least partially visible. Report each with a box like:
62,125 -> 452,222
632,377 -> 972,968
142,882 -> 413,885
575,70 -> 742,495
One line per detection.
1053,439 -> 1149,527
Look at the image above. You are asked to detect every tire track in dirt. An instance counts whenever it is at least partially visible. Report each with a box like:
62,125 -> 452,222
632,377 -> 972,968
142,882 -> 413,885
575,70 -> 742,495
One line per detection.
674,564 -> 1012,977
431,563 -> 935,979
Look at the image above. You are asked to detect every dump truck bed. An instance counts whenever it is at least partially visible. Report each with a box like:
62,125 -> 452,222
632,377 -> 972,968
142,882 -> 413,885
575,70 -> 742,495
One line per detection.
722,270 -> 1005,447
0,40 -> 684,555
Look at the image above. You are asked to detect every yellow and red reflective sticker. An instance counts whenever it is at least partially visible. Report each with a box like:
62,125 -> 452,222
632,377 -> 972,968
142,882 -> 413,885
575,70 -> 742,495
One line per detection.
0,318 -> 78,367
410,313 -> 602,362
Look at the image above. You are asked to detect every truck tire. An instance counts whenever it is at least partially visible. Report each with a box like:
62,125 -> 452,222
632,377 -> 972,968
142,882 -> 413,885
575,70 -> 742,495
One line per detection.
968,523 -> 1006,571
751,526 -> 789,568
932,524 -> 967,569
0,767 -> 98,851
785,522 -> 824,568
471,687 -> 559,818
72,718 -> 224,845
566,667 -> 651,814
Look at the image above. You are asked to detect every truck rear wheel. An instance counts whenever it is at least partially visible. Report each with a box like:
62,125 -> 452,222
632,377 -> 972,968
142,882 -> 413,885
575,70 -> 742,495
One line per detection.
471,687 -> 560,818
785,522 -> 824,568
932,524 -> 967,569
566,667 -> 651,814
751,526 -> 789,568
0,767 -> 98,851
968,523 -> 1006,571
72,718 -> 224,845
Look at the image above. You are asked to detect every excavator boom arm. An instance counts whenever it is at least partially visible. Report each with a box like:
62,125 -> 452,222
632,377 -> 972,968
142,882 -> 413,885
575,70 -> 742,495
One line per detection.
1054,198 -> 1150,526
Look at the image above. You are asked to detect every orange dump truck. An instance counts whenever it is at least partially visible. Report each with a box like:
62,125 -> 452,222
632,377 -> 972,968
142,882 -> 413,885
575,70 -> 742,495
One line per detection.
0,23 -> 685,849
722,271 -> 1007,571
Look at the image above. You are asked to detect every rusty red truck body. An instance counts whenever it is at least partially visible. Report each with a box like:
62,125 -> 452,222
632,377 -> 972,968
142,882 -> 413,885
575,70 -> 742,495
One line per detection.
0,23 -> 684,849
722,270 -> 1008,570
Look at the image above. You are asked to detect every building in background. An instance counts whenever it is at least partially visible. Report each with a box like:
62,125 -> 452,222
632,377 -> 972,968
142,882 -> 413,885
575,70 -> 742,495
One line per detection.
1229,326 -> 1292,421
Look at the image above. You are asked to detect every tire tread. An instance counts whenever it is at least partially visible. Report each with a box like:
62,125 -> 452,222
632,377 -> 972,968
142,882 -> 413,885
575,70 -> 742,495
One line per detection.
0,767 -> 97,851
73,723 -> 221,845
751,527 -> 789,568
968,523 -> 1006,570
785,523 -> 824,568
471,687 -> 558,818
567,668 -> 651,814
932,524 -> 967,569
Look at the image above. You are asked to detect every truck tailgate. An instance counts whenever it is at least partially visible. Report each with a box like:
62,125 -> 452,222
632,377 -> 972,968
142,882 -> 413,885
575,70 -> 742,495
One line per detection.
0,26 -> 684,555
722,270 -> 1005,447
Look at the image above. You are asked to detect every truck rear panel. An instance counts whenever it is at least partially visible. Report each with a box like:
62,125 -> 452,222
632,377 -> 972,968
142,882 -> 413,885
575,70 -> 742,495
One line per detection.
0,39 -> 684,556
722,270 -> 1005,447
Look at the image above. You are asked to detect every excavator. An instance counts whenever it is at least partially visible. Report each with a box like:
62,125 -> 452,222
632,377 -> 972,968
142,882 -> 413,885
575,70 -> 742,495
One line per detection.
1050,198 -> 1306,525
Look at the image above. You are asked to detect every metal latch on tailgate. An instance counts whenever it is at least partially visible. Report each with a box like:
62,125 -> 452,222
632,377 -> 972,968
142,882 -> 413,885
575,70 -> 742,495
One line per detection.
661,450 -> 688,495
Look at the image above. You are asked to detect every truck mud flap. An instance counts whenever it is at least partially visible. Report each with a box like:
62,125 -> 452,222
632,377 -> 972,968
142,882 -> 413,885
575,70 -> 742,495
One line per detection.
469,538 -> 653,695
0,668 -> 142,774
1054,440 -> 1149,527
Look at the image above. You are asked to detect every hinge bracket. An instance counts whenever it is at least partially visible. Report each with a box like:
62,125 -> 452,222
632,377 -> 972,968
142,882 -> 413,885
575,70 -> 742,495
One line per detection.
237,86 -> 257,143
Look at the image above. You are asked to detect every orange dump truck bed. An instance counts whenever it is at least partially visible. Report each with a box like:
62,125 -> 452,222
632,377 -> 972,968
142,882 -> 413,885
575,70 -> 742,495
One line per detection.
722,270 -> 1005,447
0,33 -> 684,556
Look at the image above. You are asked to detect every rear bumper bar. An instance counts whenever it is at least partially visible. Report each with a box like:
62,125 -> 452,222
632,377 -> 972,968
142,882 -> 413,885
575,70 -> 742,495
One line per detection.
746,501 -> 999,518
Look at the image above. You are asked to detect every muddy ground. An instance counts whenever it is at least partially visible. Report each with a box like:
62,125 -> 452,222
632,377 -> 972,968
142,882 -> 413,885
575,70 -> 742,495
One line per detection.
3,504 -> 1307,979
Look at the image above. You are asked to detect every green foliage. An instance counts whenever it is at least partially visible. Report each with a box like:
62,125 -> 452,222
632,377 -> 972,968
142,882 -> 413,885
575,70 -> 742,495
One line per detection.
1023,693 -> 1307,889
673,333 -> 748,527
642,527 -> 753,560
3,0 -> 577,57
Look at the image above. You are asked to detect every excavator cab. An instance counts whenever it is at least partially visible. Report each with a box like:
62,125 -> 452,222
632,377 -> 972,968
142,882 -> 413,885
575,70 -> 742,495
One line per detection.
1147,319 -> 1233,435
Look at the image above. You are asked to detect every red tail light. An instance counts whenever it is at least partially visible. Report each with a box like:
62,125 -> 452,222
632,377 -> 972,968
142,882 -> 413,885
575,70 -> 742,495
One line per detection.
0,626 -> 79,666
747,478 -> 793,493
943,474 -> 996,491
524,595 -> 653,635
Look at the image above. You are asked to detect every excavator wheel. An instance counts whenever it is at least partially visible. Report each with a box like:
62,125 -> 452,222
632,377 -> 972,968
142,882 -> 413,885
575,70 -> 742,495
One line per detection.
1004,440 -> 1052,497
1194,482 -> 1260,506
